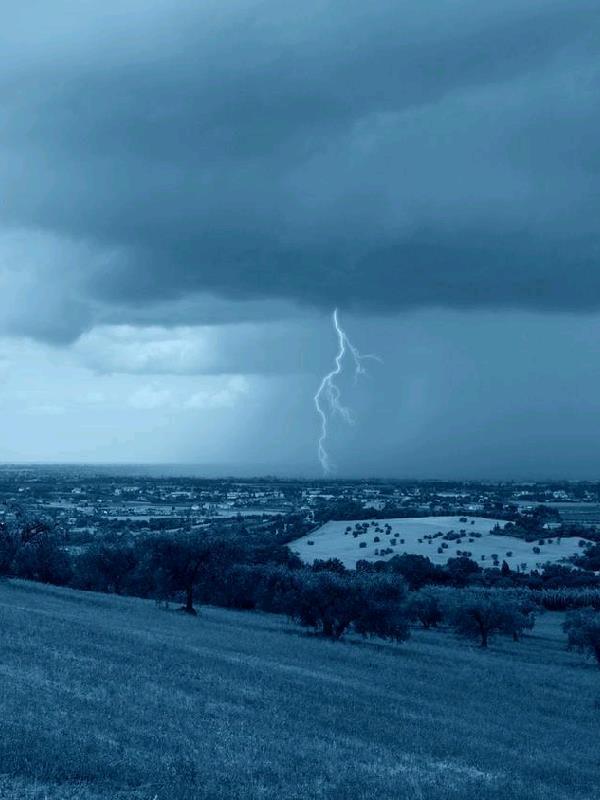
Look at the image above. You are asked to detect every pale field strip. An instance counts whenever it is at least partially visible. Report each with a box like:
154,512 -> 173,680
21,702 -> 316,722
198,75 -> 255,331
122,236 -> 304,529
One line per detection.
290,515 -> 593,570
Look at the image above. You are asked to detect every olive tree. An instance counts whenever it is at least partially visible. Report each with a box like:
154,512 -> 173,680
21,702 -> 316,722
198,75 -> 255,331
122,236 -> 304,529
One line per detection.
563,610 -> 600,667
446,590 -> 534,648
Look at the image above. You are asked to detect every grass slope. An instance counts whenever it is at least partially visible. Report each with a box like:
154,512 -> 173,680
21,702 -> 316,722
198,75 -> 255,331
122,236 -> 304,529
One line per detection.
290,515 -> 589,569
0,580 -> 598,800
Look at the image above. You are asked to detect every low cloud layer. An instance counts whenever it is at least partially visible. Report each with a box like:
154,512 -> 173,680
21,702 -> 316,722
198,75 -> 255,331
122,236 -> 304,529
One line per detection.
1,1 -> 600,344
128,376 -> 249,411
75,322 -> 324,375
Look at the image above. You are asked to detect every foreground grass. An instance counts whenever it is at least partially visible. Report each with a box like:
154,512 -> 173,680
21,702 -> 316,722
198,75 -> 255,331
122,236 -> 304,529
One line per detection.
0,580 -> 598,799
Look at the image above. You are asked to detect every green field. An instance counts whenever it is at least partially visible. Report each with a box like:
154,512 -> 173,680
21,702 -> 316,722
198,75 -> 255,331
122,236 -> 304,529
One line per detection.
0,580 -> 598,800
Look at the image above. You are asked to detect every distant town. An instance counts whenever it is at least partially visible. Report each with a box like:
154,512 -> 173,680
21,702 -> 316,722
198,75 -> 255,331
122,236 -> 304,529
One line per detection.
3,465 -> 600,551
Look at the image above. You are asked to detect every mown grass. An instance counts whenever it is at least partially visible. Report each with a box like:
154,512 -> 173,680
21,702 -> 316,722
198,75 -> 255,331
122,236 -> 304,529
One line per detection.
0,579 -> 598,799
291,515 -> 587,570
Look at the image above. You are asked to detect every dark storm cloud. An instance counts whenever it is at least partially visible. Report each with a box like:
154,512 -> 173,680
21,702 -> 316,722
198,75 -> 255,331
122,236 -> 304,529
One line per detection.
1,0 -> 600,340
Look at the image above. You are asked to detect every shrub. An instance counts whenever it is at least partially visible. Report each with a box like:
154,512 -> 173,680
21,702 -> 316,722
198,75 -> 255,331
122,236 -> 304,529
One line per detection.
0,519 -> 71,585
12,528 -> 72,585
253,565 -> 304,614
210,564 -> 260,610
445,590 -> 535,648
563,610 -> 600,667
407,590 -> 443,629
353,575 -> 410,643
359,541 -> 367,549
312,558 -> 346,574
446,556 -> 480,586
387,553 -> 443,590
136,535 -> 239,614
288,573 -> 410,643
573,543 -> 600,572
508,593 -> 537,640
288,572 -> 357,638
74,543 -> 137,594
0,523 -> 19,576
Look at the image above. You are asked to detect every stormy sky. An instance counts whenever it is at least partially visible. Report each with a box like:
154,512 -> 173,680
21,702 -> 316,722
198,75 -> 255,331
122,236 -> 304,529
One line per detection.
1,1 -> 600,477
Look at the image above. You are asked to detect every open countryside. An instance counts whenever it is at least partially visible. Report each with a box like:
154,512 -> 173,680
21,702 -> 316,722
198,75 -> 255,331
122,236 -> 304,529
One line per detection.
291,516 -> 593,570
2,473 -> 600,799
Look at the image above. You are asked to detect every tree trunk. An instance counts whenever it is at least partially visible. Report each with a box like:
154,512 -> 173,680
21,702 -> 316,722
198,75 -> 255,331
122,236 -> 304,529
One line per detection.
183,585 -> 197,615
479,625 -> 488,648
333,621 -> 348,639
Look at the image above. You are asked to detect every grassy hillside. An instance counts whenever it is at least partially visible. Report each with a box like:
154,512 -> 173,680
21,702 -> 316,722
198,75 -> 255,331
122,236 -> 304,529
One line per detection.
0,580 -> 598,800
290,515 -> 588,570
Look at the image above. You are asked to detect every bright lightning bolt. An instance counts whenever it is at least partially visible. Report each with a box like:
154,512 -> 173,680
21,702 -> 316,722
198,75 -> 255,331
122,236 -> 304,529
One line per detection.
314,309 -> 381,475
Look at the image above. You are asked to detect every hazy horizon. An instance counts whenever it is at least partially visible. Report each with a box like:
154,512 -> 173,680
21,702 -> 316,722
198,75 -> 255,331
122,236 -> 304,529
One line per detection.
3,460 -> 600,484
